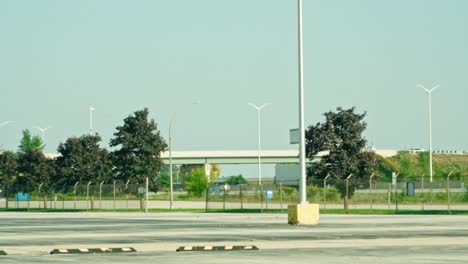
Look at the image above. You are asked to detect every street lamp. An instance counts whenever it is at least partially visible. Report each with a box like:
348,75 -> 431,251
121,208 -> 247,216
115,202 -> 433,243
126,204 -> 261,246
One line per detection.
417,84 -> 439,183
169,101 -> 199,209
248,102 -> 270,185
34,126 -> 51,141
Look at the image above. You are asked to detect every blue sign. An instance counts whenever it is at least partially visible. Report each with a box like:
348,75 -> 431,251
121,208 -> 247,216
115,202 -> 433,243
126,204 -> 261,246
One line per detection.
15,192 -> 30,201
265,190 -> 274,209
266,190 -> 273,199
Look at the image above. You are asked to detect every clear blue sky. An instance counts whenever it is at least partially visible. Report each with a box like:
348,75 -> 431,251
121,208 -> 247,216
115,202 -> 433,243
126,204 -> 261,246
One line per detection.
1,1 -> 467,177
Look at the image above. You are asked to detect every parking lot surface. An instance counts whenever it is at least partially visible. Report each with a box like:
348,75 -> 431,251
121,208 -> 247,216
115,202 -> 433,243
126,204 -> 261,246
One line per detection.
1,212 -> 468,263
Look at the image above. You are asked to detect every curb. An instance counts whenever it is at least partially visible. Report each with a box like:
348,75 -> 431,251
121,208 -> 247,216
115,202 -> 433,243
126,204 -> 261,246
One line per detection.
176,245 -> 259,252
0,250 -> 7,256
50,247 -> 137,255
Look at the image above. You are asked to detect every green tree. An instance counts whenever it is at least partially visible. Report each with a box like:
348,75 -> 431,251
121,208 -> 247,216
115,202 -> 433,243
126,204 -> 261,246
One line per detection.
15,150 -> 50,193
0,151 -> 18,208
398,152 -> 413,178
18,129 -> 44,154
305,107 -> 378,209
55,134 -> 113,186
185,168 -> 208,197
179,164 -> 221,183
226,174 -> 246,185
418,152 -> 430,178
110,108 -> 167,184
376,154 -> 398,181
155,170 -> 170,190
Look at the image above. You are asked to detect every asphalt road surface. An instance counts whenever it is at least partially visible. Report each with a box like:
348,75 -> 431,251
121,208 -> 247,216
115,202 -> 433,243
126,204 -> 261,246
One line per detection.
1,212 -> 468,263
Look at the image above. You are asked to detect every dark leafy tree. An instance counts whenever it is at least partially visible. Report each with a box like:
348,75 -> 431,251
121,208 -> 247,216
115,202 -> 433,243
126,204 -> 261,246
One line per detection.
110,108 -> 167,184
55,134 -> 113,186
305,107 -> 378,209
0,151 -> 18,208
15,150 -> 50,193
18,129 -> 44,154
226,174 -> 247,185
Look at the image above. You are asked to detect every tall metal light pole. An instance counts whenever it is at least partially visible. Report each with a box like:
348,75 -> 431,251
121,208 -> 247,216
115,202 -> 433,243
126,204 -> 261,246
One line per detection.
248,103 -> 270,185
89,106 -> 95,134
297,0 -> 307,205
169,101 -> 199,209
417,84 -> 439,183
34,126 -> 51,141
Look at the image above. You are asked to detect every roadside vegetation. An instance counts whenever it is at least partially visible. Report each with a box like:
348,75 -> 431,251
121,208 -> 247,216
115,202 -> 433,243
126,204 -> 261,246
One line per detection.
1,106 -> 466,211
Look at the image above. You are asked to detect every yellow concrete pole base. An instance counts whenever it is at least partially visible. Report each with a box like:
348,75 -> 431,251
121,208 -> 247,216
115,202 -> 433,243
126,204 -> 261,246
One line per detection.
288,204 -> 320,225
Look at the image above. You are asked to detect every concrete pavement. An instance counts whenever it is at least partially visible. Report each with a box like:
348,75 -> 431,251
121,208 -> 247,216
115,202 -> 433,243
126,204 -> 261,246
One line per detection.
1,212 -> 468,263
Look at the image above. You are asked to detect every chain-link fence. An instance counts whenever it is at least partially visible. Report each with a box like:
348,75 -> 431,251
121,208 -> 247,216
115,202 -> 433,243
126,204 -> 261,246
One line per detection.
1,178 -> 467,211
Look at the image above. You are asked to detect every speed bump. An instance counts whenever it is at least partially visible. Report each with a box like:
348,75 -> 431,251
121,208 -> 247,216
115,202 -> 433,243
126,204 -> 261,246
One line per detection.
0,250 -> 7,255
176,245 -> 259,252
50,247 -> 137,255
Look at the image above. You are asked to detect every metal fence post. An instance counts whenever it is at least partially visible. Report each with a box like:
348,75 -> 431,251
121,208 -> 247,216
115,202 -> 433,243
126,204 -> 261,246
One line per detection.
240,184 -> 243,210
223,184 -> 226,212
421,174 -> 425,209
345,174 -> 353,210
145,177 -> 148,213
324,174 -> 330,209
387,183 -> 391,209
73,182 -> 79,209
62,185 -> 66,210
205,184 -> 209,213
113,180 -> 116,209
99,181 -> 104,209
279,182 -> 283,213
86,181 -> 91,210
430,181 -> 434,204
369,174 -> 374,209
125,180 -> 130,209
260,184 -> 264,213
393,172 -> 400,212
447,171 -> 453,214
38,183 -> 43,209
